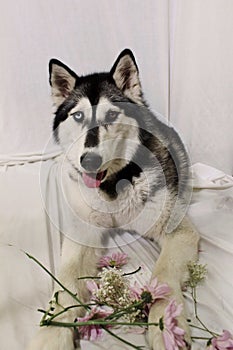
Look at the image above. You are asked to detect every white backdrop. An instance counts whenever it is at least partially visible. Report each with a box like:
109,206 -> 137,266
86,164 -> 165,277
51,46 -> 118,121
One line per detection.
1,0 -> 232,173
169,1 -> 233,174
0,0 -> 169,159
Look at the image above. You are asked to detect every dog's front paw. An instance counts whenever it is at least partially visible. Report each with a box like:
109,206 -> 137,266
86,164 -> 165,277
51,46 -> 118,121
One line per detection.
27,326 -> 79,350
148,299 -> 191,350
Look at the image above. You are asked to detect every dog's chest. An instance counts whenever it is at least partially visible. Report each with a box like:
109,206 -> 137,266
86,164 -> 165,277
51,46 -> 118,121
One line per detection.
65,171 -> 169,236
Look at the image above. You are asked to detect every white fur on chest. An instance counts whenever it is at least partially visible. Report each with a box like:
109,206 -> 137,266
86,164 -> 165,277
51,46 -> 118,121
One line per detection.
62,162 -> 172,240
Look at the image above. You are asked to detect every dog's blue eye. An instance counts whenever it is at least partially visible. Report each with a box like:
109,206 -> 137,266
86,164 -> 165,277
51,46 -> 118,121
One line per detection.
72,111 -> 84,122
106,110 -> 119,123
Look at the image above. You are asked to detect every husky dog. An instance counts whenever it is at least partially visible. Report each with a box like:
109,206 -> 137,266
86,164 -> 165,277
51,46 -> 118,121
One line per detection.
28,49 -> 199,350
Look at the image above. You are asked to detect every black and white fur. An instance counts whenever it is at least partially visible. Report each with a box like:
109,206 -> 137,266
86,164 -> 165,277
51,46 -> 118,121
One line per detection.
28,49 -> 199,350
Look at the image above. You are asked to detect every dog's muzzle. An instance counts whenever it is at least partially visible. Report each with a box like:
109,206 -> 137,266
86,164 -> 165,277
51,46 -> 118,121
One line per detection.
80,152 -> 102,172
80,152 -> 106,188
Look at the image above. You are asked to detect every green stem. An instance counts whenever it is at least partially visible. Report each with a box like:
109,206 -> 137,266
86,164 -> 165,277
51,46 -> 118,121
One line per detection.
101,327 -> 145,350
106,300 -> 145,320
78,276 -> 100,280
189,324 -> 210,332
78,266 -> 142,280
191,336 -> 211,340
40,307 -> 54,323
41,320 -> 158,328
191,287 -> 218,337
25,252 -> 89,310
123,266 -> 142,277
47,303 -> 97,322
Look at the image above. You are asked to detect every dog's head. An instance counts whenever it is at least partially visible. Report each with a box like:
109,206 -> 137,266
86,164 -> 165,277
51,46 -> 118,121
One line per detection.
49,49 -> 147,188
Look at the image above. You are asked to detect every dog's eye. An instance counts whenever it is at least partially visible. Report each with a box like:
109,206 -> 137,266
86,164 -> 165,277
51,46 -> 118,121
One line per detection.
106,110 -> 120,123
72,111 -> 84,122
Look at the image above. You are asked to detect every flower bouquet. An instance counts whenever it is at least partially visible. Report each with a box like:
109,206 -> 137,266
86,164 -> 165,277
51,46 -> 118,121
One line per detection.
27,252 -> 233,350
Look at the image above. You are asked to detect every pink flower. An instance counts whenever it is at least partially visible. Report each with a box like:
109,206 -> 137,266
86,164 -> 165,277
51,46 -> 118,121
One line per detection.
208,330 -> 233,350
86,280 -> 99,299
161,299 -> 186,350
130,278 -> 171,305
143,278 -> 171,302
98,252 -> 128,268
76,307 -> 112,341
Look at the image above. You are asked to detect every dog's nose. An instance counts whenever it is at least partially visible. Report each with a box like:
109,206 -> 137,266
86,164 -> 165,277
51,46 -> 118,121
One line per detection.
80,152 -> 102,172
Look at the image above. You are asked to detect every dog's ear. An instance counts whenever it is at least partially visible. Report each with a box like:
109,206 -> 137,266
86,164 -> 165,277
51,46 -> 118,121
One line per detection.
110,49 -> 143,104
49,59 -> 78,108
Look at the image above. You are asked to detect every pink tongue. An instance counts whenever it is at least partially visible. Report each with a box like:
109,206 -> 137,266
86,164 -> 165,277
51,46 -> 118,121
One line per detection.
82,172 -> 104,188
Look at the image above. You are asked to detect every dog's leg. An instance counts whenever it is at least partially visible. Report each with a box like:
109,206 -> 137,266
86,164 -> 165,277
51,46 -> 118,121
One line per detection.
148,216 -> 199,350
27,237 -> 99,350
